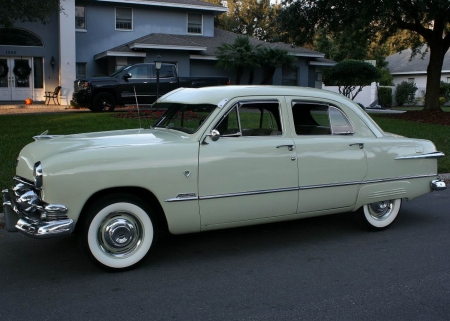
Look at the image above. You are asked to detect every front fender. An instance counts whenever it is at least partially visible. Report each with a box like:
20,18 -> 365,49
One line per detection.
40,143 -> 201,234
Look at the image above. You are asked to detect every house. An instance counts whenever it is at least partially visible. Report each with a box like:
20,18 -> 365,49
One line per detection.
385,47 -> 450,100
0,0 -> 332,105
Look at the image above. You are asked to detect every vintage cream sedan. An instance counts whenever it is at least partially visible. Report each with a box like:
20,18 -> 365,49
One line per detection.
2,86 -> 447,270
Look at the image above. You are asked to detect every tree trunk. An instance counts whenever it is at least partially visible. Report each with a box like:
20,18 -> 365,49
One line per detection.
248,68 -> 254,84
424,41 -> 446,111
260,67 -> 276,85
235,65 -> 243,85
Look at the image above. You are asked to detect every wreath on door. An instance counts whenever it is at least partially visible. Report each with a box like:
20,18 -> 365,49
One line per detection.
0,61 -> 8,78
13,60 -> 32,79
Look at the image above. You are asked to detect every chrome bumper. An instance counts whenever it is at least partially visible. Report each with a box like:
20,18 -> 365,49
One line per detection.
2,188 -> 74,239
431,179 -> 447,191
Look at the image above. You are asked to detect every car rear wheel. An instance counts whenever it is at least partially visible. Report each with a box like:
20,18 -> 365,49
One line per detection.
357,199 -> 402,230
92,92 -> 116,112
78,194 -> 154,270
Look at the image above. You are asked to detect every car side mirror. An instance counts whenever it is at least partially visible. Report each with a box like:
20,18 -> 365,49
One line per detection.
209,129 -> 220,142
123,73 -> 132,80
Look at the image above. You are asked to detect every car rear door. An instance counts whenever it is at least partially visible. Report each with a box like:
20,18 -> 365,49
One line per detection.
288,100 -> 368,213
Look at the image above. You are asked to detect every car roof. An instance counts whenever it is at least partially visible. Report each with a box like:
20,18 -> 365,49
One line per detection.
157,85 -> 352,106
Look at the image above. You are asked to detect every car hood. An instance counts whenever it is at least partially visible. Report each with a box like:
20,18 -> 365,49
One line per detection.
17,128 -> 196,174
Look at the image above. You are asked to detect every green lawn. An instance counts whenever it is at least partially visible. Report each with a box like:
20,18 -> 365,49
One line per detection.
0,112 -> 449,190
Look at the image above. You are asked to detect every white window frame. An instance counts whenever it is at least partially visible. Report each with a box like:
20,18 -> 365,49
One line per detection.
116,7 -> 133,31
75,6 -> 86,31
187,13 -> 203,35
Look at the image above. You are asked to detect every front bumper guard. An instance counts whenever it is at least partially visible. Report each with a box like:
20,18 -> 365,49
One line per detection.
431,179 -> 447,191
2,189 -> 74,239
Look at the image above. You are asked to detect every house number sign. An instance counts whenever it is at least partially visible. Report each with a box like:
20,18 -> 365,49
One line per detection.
6,51 -> 17,55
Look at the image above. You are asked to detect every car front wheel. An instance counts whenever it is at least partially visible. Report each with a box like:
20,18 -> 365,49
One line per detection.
92,92 -> 116,112
358,199 -> 402,230
78,194 -> 154,270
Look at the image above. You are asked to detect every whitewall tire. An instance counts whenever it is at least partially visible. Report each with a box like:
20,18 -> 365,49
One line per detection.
79,195 -> 154,270
359,199 -> 402,230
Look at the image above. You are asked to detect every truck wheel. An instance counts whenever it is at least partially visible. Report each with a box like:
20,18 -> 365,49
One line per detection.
78,194 -> 155,270
356,199 -> 402,231
92,92 -> 116,112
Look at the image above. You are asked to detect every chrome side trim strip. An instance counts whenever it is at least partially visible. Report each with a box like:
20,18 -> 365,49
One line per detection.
361,173 -> 437,184
164,174 -> 439,202
200,187 -> 299,200
165,195 -> 199,202
165,187 -> 299,202
299,181 -> 360,190
395,152 -> 445,160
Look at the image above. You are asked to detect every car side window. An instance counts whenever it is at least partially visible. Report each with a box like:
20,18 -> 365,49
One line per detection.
150,65 -> 175,78
159,65 -> 175,78
329,106 -> 354,135
292,102 -> 354,135
215,101 -> 282,137
292,103 -> 330,135
127,65 -> 149,79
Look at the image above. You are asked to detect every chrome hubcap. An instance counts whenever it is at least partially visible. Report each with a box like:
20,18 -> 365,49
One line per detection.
98,212 -> 143,258
368,201 -> 393,220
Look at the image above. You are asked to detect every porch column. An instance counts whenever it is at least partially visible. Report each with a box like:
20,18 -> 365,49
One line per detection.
59,0 -> 76,105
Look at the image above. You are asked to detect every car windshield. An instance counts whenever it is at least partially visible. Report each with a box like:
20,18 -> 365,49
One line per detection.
153,103 -> 217,134
109,65 -> 131,78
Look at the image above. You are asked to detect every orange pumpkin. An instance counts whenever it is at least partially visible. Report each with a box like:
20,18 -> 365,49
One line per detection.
25,98 -> 33,105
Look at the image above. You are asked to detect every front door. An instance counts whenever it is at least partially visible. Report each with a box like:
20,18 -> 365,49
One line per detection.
0,57 -> 32,101
199,99 -> 299,229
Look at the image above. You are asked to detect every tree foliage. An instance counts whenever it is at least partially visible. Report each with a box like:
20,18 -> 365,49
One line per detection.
322,60 -> 380,99
216,36 -> 296,85
0,0 -> 61,28
215,36 -> 261,84
206,0 -> 282,41
279,0 -> 450,112
313,28 -> 368,62
258,47 -> 296,84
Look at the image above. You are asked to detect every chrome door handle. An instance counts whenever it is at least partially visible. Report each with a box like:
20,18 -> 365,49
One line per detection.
276,145 -> 295,151
349,143 -> 364,149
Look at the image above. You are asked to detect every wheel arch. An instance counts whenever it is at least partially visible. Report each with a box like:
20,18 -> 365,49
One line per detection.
75,186 -> 169,234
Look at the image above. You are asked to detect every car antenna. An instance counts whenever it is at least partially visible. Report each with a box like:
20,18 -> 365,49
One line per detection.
133,85 -> 142,131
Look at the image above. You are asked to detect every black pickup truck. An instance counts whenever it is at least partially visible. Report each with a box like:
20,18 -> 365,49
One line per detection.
72,63 -> 230,112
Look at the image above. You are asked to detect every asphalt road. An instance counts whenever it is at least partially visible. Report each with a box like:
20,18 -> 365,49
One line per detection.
1,189 -> 449,321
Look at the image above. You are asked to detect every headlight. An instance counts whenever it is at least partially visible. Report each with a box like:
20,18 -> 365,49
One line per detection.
33,162 -> 43,190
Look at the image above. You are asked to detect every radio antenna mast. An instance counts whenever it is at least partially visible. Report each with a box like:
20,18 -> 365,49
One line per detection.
133,85 -> 142,130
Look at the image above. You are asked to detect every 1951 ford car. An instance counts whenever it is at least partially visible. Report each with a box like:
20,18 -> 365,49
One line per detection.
2,86 -> 447,270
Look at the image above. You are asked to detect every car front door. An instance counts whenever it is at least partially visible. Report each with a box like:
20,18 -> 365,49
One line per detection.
198,99 -> 299,229
119,64 -> 151,104
289,100 -> 368,213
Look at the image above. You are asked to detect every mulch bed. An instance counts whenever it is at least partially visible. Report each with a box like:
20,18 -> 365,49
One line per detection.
376,110 -> 450,126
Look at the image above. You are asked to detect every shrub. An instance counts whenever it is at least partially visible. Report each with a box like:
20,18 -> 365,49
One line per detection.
413,90 -> 426,106
439,81 -> 450,103
395,81 -> 418,106
378,87 -> 392,107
